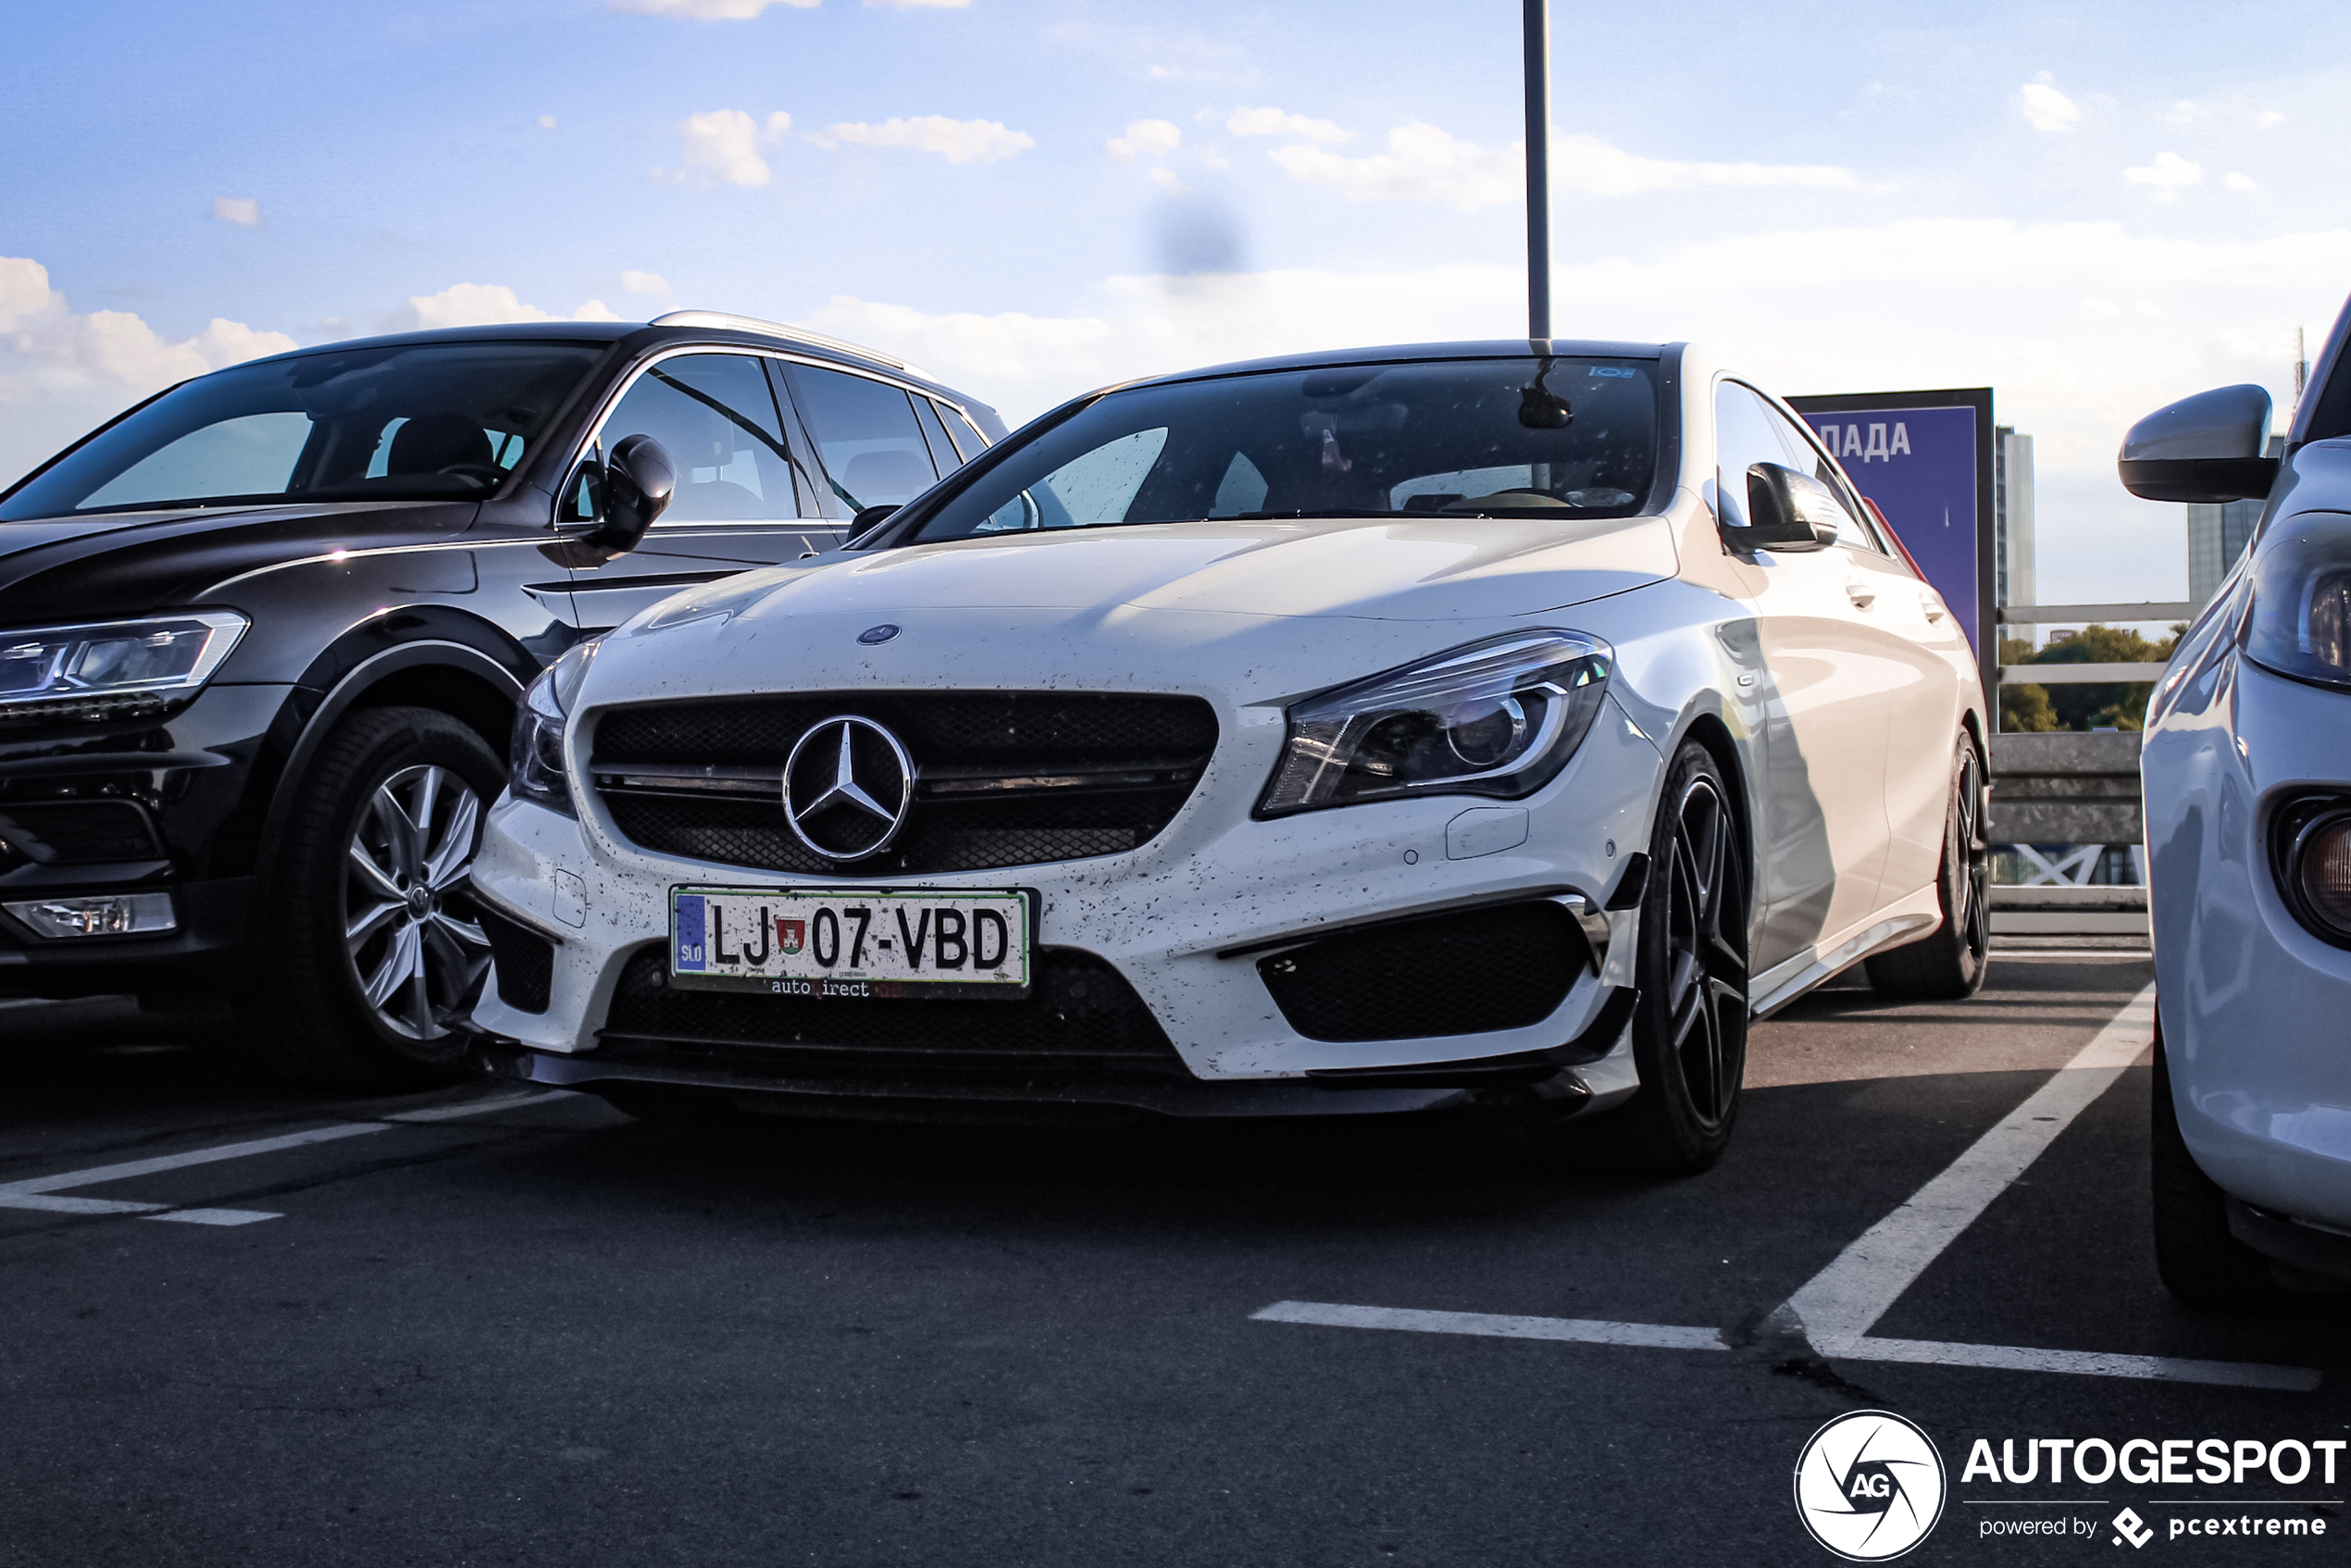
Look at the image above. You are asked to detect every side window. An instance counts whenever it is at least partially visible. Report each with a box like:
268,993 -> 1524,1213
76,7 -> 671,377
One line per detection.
938,404 -> 990,459
913,397 -> 964,474
781,366 -> 940,516
1756,394 -> 1877,551
1711,381 -> 1791,531
597,354 -> 800,523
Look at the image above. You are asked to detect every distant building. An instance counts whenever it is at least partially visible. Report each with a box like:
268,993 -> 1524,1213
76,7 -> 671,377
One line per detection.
1995,426 -> 2036,641
2046,628 -> 2076,646
2187,435 -> 2284,607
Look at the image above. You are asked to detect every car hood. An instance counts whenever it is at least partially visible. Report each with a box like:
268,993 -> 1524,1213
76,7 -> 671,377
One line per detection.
0,501 -> 480,622
587,512 -> 1681,710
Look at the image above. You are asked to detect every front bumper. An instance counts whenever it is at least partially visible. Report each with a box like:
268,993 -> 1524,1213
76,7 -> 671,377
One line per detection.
2146,655 -> 2351,1232
465,692 -> 1665,1116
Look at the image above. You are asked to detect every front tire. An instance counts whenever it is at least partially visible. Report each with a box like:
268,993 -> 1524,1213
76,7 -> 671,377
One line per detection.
239,706 -> 502,1091
1571,741 -> 1750,1176
1865,738 -> 1990,1001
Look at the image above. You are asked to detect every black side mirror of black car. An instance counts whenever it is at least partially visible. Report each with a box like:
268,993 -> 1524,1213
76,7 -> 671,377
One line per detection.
1736,462 -> 1842,553
2118,383 -> 2278,504
581,434 -> 677,554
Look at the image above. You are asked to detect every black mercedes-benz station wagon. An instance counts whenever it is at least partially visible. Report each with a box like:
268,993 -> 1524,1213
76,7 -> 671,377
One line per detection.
0,312 -> 1002,1088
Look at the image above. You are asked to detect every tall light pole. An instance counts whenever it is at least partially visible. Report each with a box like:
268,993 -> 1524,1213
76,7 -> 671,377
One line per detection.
1524,0 -> 1551,342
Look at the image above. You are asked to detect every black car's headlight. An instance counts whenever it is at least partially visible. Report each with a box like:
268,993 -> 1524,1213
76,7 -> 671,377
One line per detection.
2244,512 -> 2351,688
510,640 -> 599,815
0,612 -> 248,725
1259,630 -> 1613,815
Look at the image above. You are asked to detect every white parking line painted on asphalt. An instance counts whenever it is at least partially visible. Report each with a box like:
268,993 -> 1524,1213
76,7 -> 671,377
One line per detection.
1253,978 -> 2326,1390
0,1089 -> 573,1226
1779,981 -> 2158,1342
1251,1300 -> 1728,1350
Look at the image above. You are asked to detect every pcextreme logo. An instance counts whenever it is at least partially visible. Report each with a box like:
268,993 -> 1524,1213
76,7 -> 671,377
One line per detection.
1795,1410 -> 1949,1562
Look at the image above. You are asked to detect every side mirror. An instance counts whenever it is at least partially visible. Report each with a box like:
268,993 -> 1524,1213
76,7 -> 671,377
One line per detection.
2118,384 -> 2276,503
850,504 -> 900,538
1738,462 -> 1842,553
582,434 -> 676,554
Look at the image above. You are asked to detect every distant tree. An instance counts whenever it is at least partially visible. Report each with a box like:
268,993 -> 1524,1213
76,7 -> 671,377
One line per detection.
1996,636 -> 2059,731
2026,624 -> 2179,730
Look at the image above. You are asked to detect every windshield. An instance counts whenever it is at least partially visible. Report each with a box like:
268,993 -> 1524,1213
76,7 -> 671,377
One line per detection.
908,356 -> 1660,543
0,341 -> 607,520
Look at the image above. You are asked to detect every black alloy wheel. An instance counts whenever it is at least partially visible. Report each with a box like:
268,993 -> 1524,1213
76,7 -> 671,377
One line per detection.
239,706 -> 504,1091
1569,740 -> 1751,1176
1865,740 -> 1990,1000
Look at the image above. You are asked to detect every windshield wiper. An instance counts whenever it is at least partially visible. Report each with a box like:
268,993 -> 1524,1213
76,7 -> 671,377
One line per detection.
1232,509 -> 1399,519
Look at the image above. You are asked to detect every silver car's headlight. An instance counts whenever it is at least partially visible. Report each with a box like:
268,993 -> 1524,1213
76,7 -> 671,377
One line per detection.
509,639 -> 599,815
2245,513 -> 2351,689
1259,630 -> 1613,815
0,612 -> 248,724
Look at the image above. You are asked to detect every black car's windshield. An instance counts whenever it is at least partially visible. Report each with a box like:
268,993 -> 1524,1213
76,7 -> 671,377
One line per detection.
909,355 -> 1659,542
0,341 -> 607,520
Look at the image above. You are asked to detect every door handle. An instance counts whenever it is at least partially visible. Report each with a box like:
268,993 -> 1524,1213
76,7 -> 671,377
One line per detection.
1845,582 -> 1877,609
1922,596 -> 1946,622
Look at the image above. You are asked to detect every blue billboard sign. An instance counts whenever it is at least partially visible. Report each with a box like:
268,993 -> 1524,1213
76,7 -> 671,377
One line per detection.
1788,389 -> 1996,703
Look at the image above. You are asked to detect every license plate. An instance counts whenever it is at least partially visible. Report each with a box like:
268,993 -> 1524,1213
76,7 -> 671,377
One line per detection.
668,887 -> 1034,1000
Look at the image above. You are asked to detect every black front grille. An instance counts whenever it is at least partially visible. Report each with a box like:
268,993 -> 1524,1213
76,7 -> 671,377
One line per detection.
479,904 -> 555,1014
590,691 -> 1217,876
1258,902 -> 1590,1042
597,944 -> 1191,1084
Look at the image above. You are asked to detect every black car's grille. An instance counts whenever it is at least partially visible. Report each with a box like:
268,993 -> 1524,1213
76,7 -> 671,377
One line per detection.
590,692 -> 1217,877
478,903 -> 555,1014
1258,902 -> 1590,1042
596,945 -> 1192,1084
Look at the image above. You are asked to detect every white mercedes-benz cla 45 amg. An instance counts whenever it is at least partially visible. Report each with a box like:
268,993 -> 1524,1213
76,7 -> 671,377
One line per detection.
464,341 -> 1989,1172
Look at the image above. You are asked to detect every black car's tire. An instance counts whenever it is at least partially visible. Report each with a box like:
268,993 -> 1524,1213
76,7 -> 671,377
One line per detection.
2151,1018 -> 2289,1311
1567,741 -> 1751,1176
1865,738 -> 1990,1001
238,706 -> 502,1092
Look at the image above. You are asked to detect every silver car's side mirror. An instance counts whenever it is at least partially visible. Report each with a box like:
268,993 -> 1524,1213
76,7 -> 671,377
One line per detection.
1735,462 -> 1841,553
2118,384 -> 2277,504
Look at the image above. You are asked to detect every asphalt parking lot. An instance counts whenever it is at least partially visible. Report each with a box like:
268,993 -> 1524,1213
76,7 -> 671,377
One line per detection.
2,949 -> 2343,1566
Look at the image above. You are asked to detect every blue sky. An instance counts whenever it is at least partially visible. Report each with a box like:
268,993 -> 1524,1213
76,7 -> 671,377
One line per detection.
6,0 -> 2348,603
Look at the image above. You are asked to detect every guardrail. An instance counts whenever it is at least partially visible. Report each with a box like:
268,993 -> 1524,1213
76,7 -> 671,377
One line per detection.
1989,602 -> 2189,687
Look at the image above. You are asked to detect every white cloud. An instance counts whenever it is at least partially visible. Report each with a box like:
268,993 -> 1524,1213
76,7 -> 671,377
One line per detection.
1225,106 -> 1350,144
620,269 -> 673,295
815,115 -> 1033,164
658,109 -> 792,187
1268,123 -> 1854,210
608,0 -> 815,17
2123,151 -> 2202,196
1106,118 -> 1181,162
0,256 -> 300,485
1150,168 -> 1192,196
2019,76 -> 2083,132
862,0 -> 971,6
536,115 -> 558,130
393,282 -> 621,330
2257,110 -> 2285,130
2226,171 -> 2258,192
211,196 -> 262,228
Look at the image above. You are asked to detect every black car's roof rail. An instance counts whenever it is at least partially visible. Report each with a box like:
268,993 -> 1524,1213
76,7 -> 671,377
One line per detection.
650,309 -> 910,371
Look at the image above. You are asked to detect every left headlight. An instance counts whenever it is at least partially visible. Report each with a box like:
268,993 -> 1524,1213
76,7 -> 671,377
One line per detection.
1259,629 -> 1613,816
509,638 -> 599,815
0,612 -> 248,725
2245,512 -> 2351,688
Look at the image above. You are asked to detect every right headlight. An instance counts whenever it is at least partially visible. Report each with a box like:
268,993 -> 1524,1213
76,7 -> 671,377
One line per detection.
1259,630 -> 1613,816
2244,512 -> 2351,688
509,639 -> 600,815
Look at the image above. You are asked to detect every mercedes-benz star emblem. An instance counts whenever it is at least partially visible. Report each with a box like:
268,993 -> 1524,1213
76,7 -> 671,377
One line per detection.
781,716 -> 914,861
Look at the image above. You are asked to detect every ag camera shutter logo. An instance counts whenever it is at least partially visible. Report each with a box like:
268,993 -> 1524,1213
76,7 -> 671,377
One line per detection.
1794,1410 -> 1947,1561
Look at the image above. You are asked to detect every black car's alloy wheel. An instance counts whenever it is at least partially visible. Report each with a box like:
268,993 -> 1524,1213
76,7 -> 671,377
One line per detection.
241,706 -> 503,1091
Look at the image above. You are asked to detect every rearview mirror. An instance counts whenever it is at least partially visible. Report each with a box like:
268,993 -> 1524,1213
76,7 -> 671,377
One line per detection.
2118,384 -> 2276,504
581,434 -> 676,554
1737,462 -> 1842,553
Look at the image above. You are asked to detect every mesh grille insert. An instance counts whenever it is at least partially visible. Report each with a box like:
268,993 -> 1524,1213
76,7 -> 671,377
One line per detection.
479,903 -> 555,1014
1258,902 -> 1588,1042
590,691 -> 1216,876
597,944 -> 1192,1084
